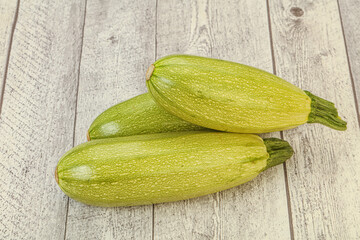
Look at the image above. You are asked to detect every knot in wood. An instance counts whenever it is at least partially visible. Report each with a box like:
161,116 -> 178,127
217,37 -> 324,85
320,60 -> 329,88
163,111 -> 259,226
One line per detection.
290,7 -> 304,17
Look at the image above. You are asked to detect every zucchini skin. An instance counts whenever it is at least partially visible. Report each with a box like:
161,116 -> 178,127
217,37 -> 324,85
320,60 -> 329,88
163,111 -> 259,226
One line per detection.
88,93 -> 206,140
55,132 -> 292,207
146,55 -> 346,132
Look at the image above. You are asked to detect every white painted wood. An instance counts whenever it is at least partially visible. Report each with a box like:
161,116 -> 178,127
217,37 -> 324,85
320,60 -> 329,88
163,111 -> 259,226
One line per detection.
269,0 -> 360,239
338,0 -> 360,121
64,0 -> 156,239
154,1 -> 290,239
0,0 -> 86,239
0,0 -> 18,99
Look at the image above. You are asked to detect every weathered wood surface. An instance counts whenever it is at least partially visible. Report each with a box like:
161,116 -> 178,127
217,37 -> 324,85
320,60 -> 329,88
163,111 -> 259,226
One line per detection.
64,0 -> 156,239
0,0 -> 18,105
0,0 -> 85,239
154,0 -> 290,239
338,0 -> 360,122
269,0 -> 360,239
0,0 -> 359,239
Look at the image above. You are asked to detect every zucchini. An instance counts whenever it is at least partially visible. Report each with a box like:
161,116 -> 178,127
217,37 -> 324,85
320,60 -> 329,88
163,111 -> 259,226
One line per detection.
146,55 -> 346,133
87,93 -> 206,140
55,132 -> 293,207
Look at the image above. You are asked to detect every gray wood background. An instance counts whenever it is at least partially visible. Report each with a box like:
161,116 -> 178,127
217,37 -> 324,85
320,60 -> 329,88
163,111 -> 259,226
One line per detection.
1,0 -> 359,239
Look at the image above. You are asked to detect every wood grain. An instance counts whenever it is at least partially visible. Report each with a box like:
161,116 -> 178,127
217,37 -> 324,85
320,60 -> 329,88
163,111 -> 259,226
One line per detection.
269,0 -> 360,239
64,0 -> 156,239
338,0 -> 360,124
0,0 -> 86,239
0,0 -> 18,105
154,0 -> 290,239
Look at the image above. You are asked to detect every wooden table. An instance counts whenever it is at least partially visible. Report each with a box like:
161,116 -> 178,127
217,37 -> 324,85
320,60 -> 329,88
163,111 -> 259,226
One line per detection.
1,0 -> 359,239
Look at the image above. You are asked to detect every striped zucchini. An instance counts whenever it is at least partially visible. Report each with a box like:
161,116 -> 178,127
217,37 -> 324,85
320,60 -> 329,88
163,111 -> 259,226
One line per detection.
55,132 -> 293,207
146,55 -> 346,133
87,93 -> 206,140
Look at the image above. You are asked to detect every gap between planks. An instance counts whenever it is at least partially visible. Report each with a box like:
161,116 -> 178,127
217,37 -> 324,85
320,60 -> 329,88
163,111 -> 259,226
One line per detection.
266,1 -> 295,239
152,0 -> 158,239
63,1 -> 88,239
336,0 -> 360,128
0,0 -> 20,116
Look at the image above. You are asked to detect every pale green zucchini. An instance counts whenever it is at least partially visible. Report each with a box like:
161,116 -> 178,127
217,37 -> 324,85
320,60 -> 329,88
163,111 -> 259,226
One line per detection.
55,132 -> 293,207
146,55 -> 346,133
87,93 -> 206,140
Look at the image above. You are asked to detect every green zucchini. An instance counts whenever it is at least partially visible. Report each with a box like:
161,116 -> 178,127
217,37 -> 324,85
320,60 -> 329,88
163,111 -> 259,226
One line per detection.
87,93 -> 206,140
146,55 -> 346,133
55,132 -> 293,207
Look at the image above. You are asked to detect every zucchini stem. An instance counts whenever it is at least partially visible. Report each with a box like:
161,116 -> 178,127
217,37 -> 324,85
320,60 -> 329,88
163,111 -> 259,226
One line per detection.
305,91 -> 347,131
263,138 -> 294,170
146,64 -> 155,81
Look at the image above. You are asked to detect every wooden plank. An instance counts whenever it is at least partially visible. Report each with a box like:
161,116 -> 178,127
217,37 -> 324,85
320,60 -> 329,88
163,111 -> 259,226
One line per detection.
154,0 -> 291,239
64,0 -> 156,239
338,0 -> 360,122
0,1 -> 86,239
268,0 -> 360,239
0,0 -> 18,102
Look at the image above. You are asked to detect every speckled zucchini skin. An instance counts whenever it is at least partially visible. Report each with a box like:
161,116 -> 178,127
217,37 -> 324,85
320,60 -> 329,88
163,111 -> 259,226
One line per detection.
146,55 -> 346,132
55,132 -> 292,207
88,93 -> 206,140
